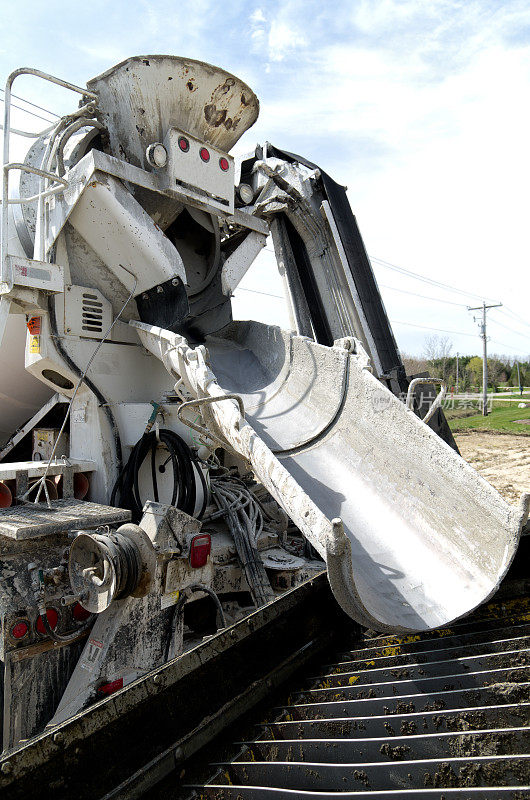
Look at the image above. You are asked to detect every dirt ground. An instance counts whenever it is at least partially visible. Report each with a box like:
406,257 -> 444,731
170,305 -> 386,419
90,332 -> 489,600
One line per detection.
454,431 -> 530,505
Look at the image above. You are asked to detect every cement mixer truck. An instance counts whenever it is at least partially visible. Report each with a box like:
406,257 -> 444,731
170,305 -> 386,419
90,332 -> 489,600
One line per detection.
0,55 -> 527,753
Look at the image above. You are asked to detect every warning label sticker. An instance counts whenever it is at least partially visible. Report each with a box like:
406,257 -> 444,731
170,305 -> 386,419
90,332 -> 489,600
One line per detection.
27,316 -> 41,335
29,335 -> 40,354
81,637 -> 104,672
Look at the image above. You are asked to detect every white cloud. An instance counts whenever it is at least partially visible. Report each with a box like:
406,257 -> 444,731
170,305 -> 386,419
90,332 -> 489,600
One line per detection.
267,19 -> 307,61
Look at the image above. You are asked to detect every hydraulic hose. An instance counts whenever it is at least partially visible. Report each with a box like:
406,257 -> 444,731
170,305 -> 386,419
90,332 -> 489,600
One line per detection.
111,428 -> 207,522
40,610 -> 93,644
188,583 -> 227,628
166,583 -> 226,660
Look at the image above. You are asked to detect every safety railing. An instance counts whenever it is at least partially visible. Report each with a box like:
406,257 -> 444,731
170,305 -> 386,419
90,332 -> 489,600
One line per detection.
1,67 -> 97,293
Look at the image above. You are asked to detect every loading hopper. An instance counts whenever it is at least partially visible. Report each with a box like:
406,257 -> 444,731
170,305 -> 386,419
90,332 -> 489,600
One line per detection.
87,55 -> 260,168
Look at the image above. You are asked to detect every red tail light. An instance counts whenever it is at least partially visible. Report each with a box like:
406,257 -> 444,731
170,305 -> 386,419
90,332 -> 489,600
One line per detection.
98,678 -> 123,696
36,607 -> 58,634
0,481 -> 12,509
11,620 -> 29,640
199,147 -> 210,163
178,136 -> 189,152
190,533 -> 211,568
72,602 -> 91,622
219,157 -> 229,172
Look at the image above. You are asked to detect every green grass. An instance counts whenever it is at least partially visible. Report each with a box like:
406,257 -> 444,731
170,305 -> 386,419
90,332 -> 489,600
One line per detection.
447,401 -> 530,433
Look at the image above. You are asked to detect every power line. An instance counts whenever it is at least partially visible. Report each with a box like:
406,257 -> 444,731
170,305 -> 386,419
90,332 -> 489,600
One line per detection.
390,319 -> 477,337
0,88 -> 59,119
490,339 -> 529,356
0,96 -> 56,124
498,307 -> 530,332
380,283 -> 468,307
238,290 -> 528,352
370,255 -> 500,304
488,315 -> 530,342
237,286 -> 284,299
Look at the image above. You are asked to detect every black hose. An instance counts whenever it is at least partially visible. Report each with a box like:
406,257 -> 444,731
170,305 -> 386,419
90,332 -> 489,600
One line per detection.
40,610 -> 93,644
165,583 -> 226,660
111,429 -> 205,522
47,296 -> 123,474
189,583 -> 227,628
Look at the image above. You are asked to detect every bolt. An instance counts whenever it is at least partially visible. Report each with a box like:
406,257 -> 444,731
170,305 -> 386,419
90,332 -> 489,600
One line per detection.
152,674 -> 160,685
53,732 -> 64,745
142,293 -> 148,300
174,746 -> 184,761
1,761 -> 12,775
230,629 -> 237,639
156,285 -> 164,293
171,278 -> 180,286
65,327 -> 71,333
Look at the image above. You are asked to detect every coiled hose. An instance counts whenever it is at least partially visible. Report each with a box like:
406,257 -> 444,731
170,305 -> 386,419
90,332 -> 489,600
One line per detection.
111,429 -> 207,522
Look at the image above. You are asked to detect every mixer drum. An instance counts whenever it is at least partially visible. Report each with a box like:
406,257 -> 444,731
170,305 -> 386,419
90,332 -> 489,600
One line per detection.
0,315 -> 52,447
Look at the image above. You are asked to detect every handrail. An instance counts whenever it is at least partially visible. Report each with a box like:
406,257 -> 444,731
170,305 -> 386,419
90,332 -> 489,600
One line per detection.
406,377 -> 447,424
1,67 -> 97,293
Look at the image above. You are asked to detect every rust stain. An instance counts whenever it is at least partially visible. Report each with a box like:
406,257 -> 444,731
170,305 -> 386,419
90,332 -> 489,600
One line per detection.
204,104 -> 228,127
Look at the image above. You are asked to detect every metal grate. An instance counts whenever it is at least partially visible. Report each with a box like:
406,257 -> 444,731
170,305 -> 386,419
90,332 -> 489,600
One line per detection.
200,596 -> 530,798
81,291 -> 103,333
63,284 -> 112,340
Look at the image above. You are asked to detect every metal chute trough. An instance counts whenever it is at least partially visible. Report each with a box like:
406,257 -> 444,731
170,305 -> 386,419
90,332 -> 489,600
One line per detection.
133,318 -> 528,632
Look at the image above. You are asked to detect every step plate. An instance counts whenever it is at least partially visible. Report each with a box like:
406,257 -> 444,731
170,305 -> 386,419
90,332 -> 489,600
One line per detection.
0,498 -> 130,539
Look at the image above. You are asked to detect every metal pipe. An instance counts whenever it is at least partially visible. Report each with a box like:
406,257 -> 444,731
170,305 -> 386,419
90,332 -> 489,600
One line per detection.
56,118 -> 104,177
0,121 -> 56,138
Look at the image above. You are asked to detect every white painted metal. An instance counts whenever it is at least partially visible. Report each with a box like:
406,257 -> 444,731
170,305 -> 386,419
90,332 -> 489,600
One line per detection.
8,255 -> 64,292
221,230 -> 267,295
0,314 -> 53,445
67,175 -> 186,296
162,127 -> 235,214
0,458 -> 95,481
63,285 -> 112,340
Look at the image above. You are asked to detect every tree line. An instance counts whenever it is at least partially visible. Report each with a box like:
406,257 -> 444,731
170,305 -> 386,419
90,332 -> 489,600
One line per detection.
402,335 -> 529,392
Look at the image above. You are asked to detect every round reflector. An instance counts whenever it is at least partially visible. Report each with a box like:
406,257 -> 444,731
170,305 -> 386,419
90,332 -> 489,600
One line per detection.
219,157 -> 229,172
74,472 -> 90,500
72,602 -> 91,622
178,136 -> 190,152
11,620 -> 29,640
36,607 -> 59,634
238,183 -> 254,205
0,481 -> 12,509
199,147 -> 210,162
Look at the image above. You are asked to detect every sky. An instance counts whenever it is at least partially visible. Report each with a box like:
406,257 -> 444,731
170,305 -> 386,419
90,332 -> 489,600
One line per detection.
1,0 -> 529,359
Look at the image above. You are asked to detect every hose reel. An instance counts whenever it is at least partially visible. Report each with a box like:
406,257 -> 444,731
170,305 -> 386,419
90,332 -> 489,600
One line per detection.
68,523 -> 156,613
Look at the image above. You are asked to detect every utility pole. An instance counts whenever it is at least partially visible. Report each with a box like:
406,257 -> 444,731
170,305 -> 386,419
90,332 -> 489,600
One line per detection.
456,352 -> 459,394
516,361 -> 523,397
467,301 -> 502,416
